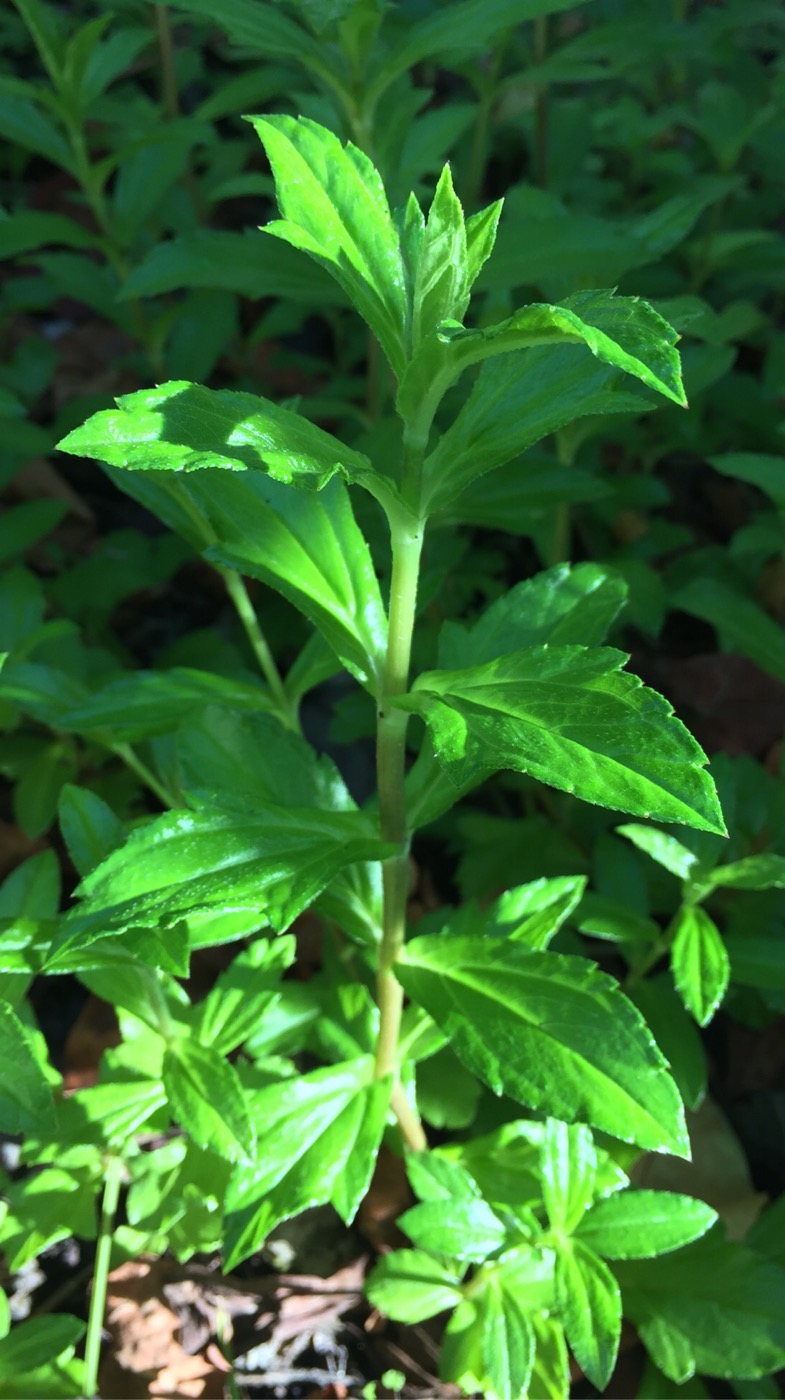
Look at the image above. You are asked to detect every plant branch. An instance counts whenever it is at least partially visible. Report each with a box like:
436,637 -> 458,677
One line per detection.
221,568 -> 297,729
111,742 -> 176,807
84,1155 -> 124,1398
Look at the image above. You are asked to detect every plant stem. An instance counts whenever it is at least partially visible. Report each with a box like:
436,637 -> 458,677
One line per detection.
111,742 -> 175,807
221,568 -> 298,729
374,504 -> 427,1153
154,3 -> 180,116
533,14 -> 549,188
84,1156 -> 124,1398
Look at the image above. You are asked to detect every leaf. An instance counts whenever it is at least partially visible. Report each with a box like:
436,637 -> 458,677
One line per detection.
366,1250 -> 464,1324
398,1197 -> 508,1263
616,824 -> 701,882
122,229 -> 342,302
58,784 -> 123,879
0,95 -> 74,169
0,211 -> 97,258
575,1190 -> 717,1260
627,980 -> 707,1113
410,164 -> 471,351
0,1001 -> 55,1135
615,1233 -> 785,1382
706,853 -> 785,891
58,667 -> 275,741
201,475 -> 387,689
671,576 -> 785,685
196,936 -> 294,1054
670,906 -> 730,1027
555,1238 -> 621,1390
0,1316 -> 85,1379
166,0 -> 323,62
481,1273 -> 536,1400
709,452 -> 785,509
396,647 -> 725,835
249,115 -> 409,377
163,1039 -> 254,1162
224,1058 -> 390,1268
57,805 -> 390,951
540,1119 -> 597,1234
396,934 -> 689,1155
438,563 -> 627,669
58,380 -> 371,489
477,875 -> 587,951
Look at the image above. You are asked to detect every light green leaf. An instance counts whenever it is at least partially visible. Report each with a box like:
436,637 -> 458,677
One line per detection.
0,1316 -> 85,1381
705,853 -> 785,892
396,647 -> 725,835
616,824 -> 701,882
366,1250 -> 464,1324
529,1313 -> 571,1400
540,1119 -> 597,1234
616,1234 -> 785,1382
438,563 -> 627,669
249,115 -> 409,377
398,1197 -> 507,1263
163,1039 -> 254,1162
57,805 -> 390,950
575,1190 -> 717,1260
0,1001 -> 55,1135
396,934 -> 689,1155
670,906 -> 730,1026
411,164 -> 470,351
57,380 -> 370,489
196,937 -> 294,1054
482,1272 -> 536,1400
224,1058 -> 390,1268
478,875 -> 587,951
556,1238 -> 621,1390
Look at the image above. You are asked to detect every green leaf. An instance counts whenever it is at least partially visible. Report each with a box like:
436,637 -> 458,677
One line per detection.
627,980 -> 707,1113
616,824 -> 700,881
438,563 -> 627,668
475,875 -> 587,952
396,647 -> 725,835
481,1272 -> 536,1400
0,1316 -> 85,1380
709,452 -> 785,509
249,115 -> 409,377
163,1039 -> 255,1162
0,1001 -> 55,1134
224,1058 -> 390,1268
366,1250 -> 464,1324
723,934 -> 785,992
55,1079 -> 168,1150
57,380 -> 371,489
58,805 -> 390,951
705,853 -> 785,892
196,936 -> 294,1054
0,212 -> 97,259
396,934 -> 689,1155
555,1238 -> 621,1390
0,95 -> 74,169
58,667 -> 275,742
616,1234 -> 785,1382
410,164 -> 471,351
671,577 -> 785,685
58,784 -> 123,879
422,348 -> 652,515
122,228 -> 342,303
398,1197 -> 507,1263
540,1119 -> 597,1234
670,906 -> 730,1027
201,475 -> 387,690
575,1190 -> 717,1260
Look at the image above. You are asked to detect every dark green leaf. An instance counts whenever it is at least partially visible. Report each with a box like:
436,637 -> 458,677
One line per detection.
575,1190 -> 717,1260
671,577 -> 785,685
122,229 -> 342,303
58,784 -> 123,879
0,212 -> 97,259
396,647 -> 725,834
396,934 -> 689,1155
59,667 -> 275,742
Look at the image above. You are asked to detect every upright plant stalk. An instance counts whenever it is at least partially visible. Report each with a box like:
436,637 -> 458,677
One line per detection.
374,484 -> 426,1151
83,1155 -> 124,1398
533,13 -> 549,188
221,568 -> 297,728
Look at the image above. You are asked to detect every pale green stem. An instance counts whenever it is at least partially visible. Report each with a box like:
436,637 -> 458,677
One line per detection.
84,1156 -> 124,1398
221,568 -> 298,729
111,742 -> 175,807
374,499 -> 427,1153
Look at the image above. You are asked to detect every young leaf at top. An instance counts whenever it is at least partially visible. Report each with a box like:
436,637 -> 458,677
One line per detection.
57,380 -> 373,489
438,562 -> 627,669
396,934 -> 689,1156
540,1119 -> 597,1235
395,647 -> 725,835
407,164 -> 501,353
248,115 -> 409,378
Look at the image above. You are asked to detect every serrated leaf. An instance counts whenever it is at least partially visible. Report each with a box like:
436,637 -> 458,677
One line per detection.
58,784 -> 123,879
0,1001 -> 55,1135
57,380 -> 371,489
438,563 -> 627,669
163,1040 -> 254,1161
615,1233 -> 785,1382
57,805 -> 391,951
481,1272 -> 536,1400
58,667 -> 275,742
197,937 -> 293,1054
224,1058 -> 389,1268
396,647 -> 725,835
575,1190 -> 717,1260
366,1250 -> 464,1324
249,115 -> 409,377
396,934 -> 689,1155
411,164 -> 470,351
121,228 -> 342,302
556,1238 -> 621,1390
706,853 -> 785,891
399,1197 -> 507,1263
670,906 -> 730,1027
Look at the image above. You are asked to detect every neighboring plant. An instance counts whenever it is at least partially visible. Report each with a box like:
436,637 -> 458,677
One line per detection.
2,114 -> 784,1398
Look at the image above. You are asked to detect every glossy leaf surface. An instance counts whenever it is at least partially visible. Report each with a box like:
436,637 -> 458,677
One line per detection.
396,934 -> 689,1155
397,647 -> 725,834
575,1190 -> 717,1260
163,1040 -> 255,1161
670,906 -> 730,1026
366,1250 -> 464,1324
556,1239 -> 621,1390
